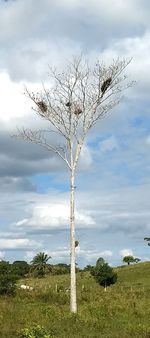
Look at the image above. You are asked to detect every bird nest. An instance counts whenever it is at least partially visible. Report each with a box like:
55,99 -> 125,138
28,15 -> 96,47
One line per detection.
37,100 -> 47,112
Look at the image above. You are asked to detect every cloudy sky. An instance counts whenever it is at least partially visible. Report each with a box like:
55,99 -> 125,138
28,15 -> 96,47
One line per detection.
0,0 -> 150,267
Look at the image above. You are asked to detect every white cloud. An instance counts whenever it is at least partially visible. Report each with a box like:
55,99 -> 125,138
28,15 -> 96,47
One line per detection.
120,248 -> 133,257
10,180 -> 150,239
49,248 -> 69,260
77,248 -> 113,261
79,144 -> 92,169
0,72 -> 31,122
81,0 -> 142,24
100,250 -> 113,257
16,219 -> 29,227
98,31 -> 150,99
0,239 -> 40,250
15,201 -> 95,230
24,251 -> 37,262
100,136 -> 118,152
43,247 -> 113,263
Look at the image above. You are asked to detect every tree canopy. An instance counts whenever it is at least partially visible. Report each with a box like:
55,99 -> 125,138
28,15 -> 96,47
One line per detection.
96,257 -> 105,268
91,259 -> 117,291
123,255 -> 141,265
31,252 -> 51,278
144,237 -> 150,246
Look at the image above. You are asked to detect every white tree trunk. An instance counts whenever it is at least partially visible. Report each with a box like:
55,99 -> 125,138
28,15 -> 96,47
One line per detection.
70,167 -> 77,313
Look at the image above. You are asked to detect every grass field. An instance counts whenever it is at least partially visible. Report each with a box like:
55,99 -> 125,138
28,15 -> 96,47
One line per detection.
0,262 -> 150,338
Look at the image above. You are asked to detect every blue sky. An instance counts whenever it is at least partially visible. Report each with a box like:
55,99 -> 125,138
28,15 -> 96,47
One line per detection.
0,0 -> 150,267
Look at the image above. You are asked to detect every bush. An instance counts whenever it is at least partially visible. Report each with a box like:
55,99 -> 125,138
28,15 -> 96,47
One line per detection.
11,261 -> 30,277
0,261 -> 18,295
0,274 -> 18,295
32,266 -> 46,278
83,264 -> 94,272
18,325 -> 55,338
51,264 -> 70,275
0,261 -> 10,274
91,260 -> 117,290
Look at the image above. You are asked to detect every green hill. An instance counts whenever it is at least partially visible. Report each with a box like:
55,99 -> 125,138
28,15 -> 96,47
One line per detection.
116,261 -> 150,287
0,262 -> 150,338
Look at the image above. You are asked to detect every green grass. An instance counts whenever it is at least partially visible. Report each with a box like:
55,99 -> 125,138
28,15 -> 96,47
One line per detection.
0,262 -> 150,337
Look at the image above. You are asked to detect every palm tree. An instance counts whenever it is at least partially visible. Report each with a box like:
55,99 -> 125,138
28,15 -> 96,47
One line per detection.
30,252 -> 51,277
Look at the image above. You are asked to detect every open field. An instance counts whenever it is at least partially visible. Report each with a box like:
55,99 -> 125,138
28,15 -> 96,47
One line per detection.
0,262 -> 150,338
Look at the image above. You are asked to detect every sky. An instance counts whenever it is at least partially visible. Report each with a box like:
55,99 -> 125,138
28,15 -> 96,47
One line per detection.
0,0 -> 150,267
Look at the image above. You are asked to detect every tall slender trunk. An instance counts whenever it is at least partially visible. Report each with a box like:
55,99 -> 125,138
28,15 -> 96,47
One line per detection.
70,167 -> 77,313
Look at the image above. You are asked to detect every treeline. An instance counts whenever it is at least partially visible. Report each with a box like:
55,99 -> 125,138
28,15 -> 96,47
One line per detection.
0,259 -> 73,295
0,251 -> 142,296
0,255 -> 117,295
0,260 -> 73,278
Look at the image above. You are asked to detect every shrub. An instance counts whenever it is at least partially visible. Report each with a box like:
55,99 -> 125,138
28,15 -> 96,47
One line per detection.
32,266 -> 46,278
83,264 -> 94,272
91,260 -> 117,291
0,274 -> 18,295
0,261 -> 18,295
18,325 -> 55,338
11,261 -> 30,277
0,261 -> 10,274
51,264 -> 70,275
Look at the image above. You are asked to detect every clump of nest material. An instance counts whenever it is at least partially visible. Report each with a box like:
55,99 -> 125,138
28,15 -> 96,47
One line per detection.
101,77 -> 112,97
65,102 -> 82,116
65,101 -> 72,107
37,100 -> 47,113
74,107 -> 82,116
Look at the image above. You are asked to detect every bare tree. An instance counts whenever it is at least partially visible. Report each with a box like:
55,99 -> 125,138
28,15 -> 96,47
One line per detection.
16,56 -> 133,313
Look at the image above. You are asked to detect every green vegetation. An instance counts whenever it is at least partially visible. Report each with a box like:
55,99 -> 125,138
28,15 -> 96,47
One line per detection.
123,255 -> 141,265
30,252 -> 52,278
0,261 -> 149,337
91,258 -> 117,290
0,261 -> 18,295
144,237 -> 150,246
12,261 -> 30,277
51,263 -> 70,275
19,325 -> 55,338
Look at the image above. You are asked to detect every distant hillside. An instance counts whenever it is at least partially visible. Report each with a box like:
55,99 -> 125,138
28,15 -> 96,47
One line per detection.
0,261 -> 150,338
115,261 -> 150,288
